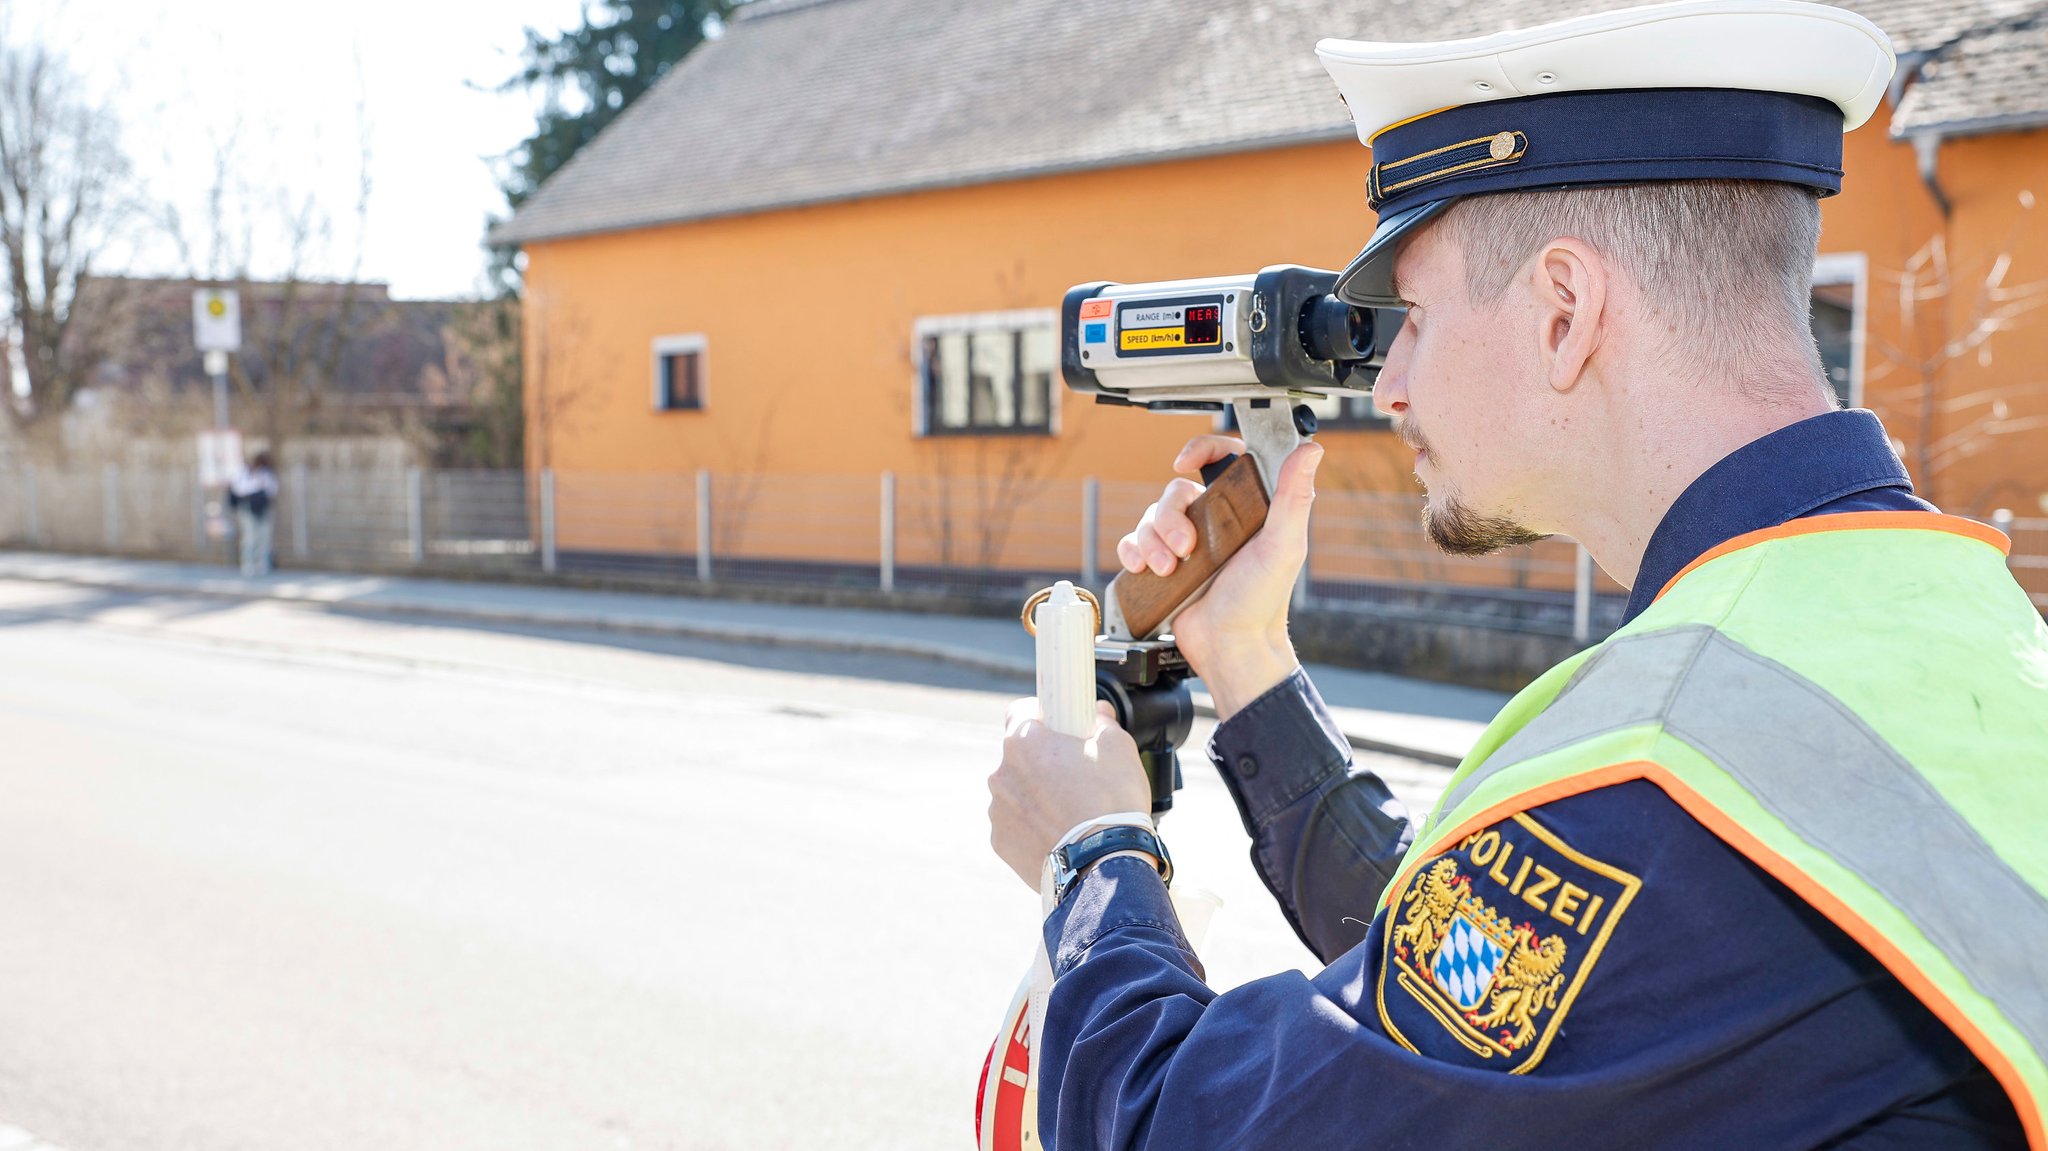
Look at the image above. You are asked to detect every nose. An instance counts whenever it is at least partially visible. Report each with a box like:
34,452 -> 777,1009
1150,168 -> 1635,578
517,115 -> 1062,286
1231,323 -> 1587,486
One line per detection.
1372,317 -> 1414,419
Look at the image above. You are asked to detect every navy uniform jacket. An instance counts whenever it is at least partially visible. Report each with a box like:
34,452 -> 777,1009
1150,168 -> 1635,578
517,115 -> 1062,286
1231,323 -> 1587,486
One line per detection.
1039,411 -> 2025,1149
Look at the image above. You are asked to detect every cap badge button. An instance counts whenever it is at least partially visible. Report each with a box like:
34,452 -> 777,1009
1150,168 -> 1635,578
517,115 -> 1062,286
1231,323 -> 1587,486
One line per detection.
1489,132 -> 1517,161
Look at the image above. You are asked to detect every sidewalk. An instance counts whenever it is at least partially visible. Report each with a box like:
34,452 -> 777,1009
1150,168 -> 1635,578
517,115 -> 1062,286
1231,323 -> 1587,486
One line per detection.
0,551 -> 1504,766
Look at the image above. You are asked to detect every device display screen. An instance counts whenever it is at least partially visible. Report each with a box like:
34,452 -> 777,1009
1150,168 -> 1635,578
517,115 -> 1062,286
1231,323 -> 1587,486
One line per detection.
1117,296 -> 1226,357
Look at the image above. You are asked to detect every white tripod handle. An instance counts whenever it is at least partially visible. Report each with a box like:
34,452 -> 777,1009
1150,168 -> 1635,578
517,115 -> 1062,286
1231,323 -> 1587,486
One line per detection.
1035,581 -> 1099,739
978,582 -> 1222,1151
978,582 -> 1101,1151
1029,583 -> 1097,1136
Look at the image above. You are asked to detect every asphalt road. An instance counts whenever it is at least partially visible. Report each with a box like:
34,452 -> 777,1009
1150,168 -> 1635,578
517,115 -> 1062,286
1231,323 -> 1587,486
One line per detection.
0,580 -> 1450,1150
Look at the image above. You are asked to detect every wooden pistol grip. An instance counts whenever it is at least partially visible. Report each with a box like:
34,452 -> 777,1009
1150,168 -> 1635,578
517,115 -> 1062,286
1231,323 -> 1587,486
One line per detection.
1111,453 -> 1271,639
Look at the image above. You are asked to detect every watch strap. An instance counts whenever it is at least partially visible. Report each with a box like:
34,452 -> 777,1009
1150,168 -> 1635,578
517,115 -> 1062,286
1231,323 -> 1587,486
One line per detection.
1053,823 -> 1172,904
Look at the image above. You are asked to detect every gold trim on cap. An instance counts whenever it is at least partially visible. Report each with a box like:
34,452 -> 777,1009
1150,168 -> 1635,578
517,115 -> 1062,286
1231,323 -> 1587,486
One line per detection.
1367,105 -> 1459,145
1369,130 -> 1529,207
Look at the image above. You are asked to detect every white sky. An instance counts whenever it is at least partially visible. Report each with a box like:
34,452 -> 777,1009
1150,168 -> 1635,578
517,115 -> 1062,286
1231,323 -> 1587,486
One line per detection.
23,0 -> 592,300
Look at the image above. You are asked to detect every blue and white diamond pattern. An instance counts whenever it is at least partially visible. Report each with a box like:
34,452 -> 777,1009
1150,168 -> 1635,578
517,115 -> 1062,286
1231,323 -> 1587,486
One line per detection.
1431,913 -> 1504,1011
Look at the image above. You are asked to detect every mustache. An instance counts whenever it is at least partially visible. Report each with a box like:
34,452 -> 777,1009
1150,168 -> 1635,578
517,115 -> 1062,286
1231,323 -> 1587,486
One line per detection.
1395,417 -> 1430,454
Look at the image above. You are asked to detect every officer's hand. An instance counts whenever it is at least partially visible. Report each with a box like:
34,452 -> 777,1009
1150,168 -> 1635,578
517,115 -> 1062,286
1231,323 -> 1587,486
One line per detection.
987,698 -> 1151,889
1115,436 -> 1323,719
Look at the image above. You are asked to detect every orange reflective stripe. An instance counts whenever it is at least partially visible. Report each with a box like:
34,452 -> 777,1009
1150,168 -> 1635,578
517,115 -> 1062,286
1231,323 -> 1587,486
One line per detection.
1655,512 -> 2013,604
1646,764 -> 2046,1151
1385,762 -> 1651,906
1389,759 -> 2045,1151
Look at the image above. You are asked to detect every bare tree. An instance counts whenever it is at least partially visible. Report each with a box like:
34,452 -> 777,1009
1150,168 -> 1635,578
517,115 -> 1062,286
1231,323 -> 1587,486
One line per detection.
704,394 -> 783,560
917,287 -> 1078,578
438,293 -> 524,468
1869,192 -> 2048,512
522,289 -> 599,472
907,384 -> 1079,587
0,40 -> 134,447
892,262 -> 1085,588
155,95 -> 381,456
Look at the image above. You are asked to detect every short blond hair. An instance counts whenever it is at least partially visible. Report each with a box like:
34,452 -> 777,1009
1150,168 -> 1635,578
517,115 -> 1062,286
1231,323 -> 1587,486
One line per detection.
1435,180 -> 1830,399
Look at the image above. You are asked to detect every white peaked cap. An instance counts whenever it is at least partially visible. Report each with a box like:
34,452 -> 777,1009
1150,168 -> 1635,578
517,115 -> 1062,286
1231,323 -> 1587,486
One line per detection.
1318,0 -> 1897,143
1316,1 -> 1899,305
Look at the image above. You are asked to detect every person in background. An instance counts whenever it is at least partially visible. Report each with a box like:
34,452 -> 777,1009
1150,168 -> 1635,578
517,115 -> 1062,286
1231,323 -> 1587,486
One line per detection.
228,451 -> 279,577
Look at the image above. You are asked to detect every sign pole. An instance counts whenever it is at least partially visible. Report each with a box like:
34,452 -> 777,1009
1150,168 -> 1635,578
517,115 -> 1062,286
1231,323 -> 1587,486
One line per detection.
193,288 -> 244,564
193,288 -> 242,430
207,350 -> 230,430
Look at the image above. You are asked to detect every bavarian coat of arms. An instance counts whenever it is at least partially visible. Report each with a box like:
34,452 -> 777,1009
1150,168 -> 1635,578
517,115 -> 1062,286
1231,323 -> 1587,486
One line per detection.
1378,812 -> 1642,1072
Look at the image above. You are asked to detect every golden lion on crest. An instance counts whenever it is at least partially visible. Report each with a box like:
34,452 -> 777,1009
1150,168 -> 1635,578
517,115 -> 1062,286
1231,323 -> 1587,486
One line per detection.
1392,858 -> 1462,958
1389,855 -> 1573,1054
1471,925 -> 1568,1049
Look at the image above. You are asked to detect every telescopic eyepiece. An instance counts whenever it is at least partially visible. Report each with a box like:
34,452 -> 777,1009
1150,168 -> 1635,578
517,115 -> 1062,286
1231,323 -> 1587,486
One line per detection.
1301,294 -> 1376,363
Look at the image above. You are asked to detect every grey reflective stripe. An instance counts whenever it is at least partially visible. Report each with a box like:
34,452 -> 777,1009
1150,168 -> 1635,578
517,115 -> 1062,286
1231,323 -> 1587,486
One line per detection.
1437,623 -> 2048,1060
1449,625 -> 1719,791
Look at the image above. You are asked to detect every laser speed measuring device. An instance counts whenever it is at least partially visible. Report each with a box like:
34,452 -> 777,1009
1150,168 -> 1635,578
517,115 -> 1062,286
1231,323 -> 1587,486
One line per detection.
980,265 -> 1405,1151
1060,264 -> 1403,410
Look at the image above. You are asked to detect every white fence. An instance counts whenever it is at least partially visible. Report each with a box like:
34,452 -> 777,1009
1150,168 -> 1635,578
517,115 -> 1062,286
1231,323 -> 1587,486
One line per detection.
4,463 -> 2040,637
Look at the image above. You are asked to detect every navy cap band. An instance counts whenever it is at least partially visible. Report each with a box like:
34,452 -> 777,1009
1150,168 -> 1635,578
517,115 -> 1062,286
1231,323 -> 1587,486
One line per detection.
1367,87 -> 1845,217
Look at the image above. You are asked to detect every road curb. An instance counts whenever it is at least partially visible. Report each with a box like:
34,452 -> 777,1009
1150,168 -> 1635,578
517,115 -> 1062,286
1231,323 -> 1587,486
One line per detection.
2,564 -> 1467,766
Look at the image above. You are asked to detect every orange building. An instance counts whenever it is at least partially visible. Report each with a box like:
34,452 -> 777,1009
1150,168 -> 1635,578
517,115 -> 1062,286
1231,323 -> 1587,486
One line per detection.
494,0 -> 2048,607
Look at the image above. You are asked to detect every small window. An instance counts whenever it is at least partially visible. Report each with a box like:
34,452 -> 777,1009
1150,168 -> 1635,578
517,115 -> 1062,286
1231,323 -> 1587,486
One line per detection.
915,312 -> 1057,436
1811,253 -> 1865,409
652,334 -> 707,411
1811,283 -> 1855,410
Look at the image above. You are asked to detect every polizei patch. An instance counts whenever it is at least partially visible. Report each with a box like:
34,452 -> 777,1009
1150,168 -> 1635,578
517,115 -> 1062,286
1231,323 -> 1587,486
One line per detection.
1378,811 -> 1642,1072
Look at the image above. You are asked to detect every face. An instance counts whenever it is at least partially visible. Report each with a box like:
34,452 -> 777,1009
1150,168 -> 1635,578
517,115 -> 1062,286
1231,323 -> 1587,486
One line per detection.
1371,222 -> 1549,556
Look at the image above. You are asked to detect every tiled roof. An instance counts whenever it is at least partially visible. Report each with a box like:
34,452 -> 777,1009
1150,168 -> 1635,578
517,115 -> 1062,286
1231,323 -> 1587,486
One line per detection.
493,0 -> 2031,245
1846,0 -> 2043,53
1891,8 -> 2048,137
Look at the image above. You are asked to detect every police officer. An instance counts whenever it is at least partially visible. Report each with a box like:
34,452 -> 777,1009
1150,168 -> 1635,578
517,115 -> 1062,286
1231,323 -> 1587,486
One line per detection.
985,1 -> 2048,1146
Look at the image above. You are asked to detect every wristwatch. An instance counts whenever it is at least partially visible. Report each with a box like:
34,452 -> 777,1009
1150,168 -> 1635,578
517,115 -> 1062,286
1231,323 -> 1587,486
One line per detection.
1050,823 -> 1173,905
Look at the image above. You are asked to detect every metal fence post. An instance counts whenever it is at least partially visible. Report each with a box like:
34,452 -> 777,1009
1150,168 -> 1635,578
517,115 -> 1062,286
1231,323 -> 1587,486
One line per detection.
291,463 -> 310,559
696,469 -> 713,582
406,467 -> 425,566
24,463 -> 39,546
193,467 -> 208,554
103,464 -> 121,550
541,469 -> 558,575
1081,477 -> 1099,588
880,471 -> 895,593
1573,543 -> 1594,644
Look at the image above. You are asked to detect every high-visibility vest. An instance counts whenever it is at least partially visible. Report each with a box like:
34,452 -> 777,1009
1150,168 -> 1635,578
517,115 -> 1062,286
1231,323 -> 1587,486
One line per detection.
1380,512 -> 2048,1148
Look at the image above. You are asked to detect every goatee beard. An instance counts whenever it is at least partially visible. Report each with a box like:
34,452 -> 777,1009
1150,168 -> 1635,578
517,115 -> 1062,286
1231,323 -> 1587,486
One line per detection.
1398,416 -> 1549,555
1423,497 -> 1549,556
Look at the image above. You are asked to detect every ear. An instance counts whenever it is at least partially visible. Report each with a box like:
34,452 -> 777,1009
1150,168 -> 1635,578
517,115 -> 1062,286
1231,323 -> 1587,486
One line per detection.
1531,239 -> 1606,394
